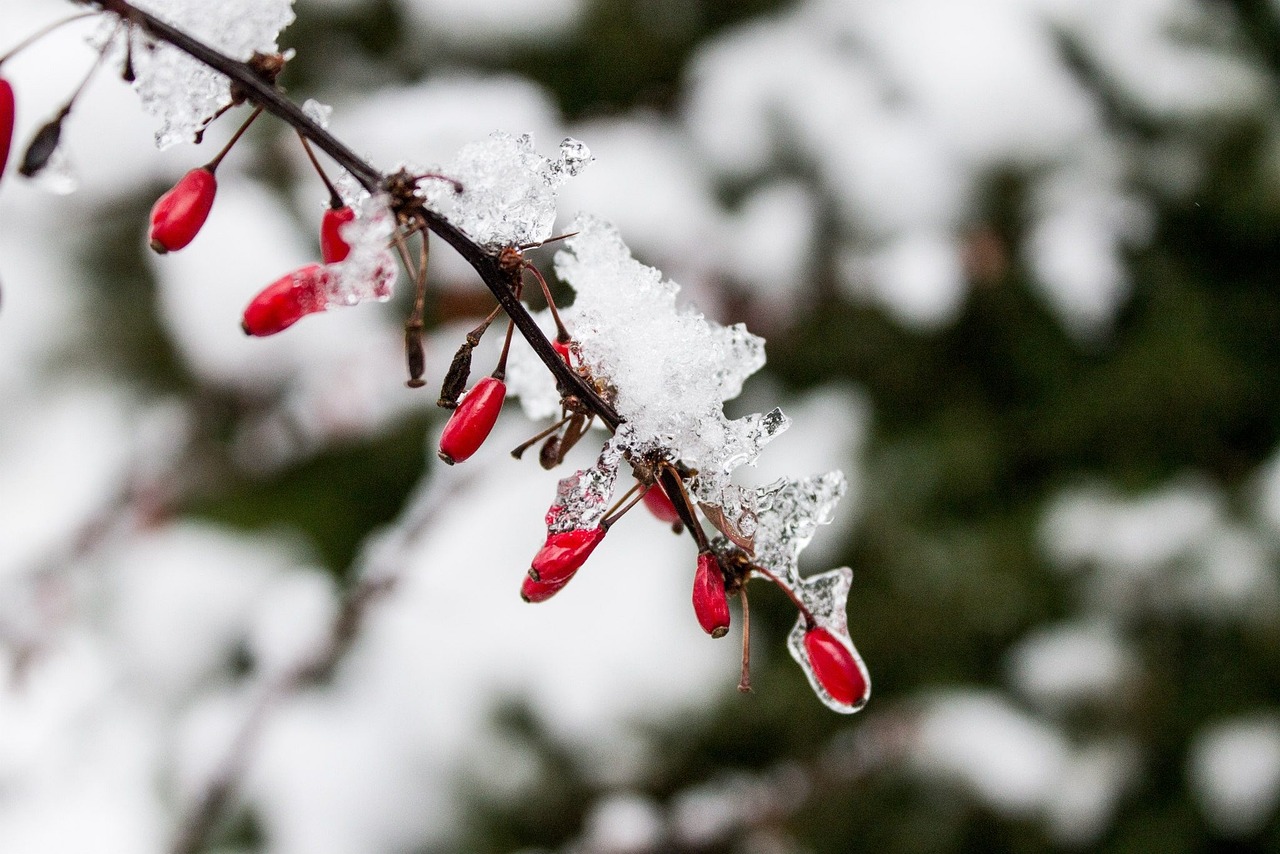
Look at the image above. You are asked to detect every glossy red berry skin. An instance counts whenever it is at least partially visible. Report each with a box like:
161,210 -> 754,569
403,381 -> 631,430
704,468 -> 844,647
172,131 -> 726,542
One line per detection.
520,571 -> 572,603
241,264 -> 331,336
0,79 -> 15,183
803,627 -> 868,708
320,205 -> 355,263
437,376 -> 506,464
529,527 -> 605,584
692,552 -> 730,638
149,167 -> 217,253
643,483 -> 681,525
553,338 -> 571,364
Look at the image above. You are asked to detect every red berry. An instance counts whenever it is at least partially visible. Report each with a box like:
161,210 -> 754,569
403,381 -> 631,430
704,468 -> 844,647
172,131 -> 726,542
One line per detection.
241,264 -> 331,336
529,527 -> 605,584
643,483 -> 681,525
803,627 -> 868,708
0,78 -> 15,183
320,204 -> 355,263
692,552 -> 730,638
149,167 -> 217,253
438,376 -> 506,464
552,338 -> 571,364
520,571 -> 572,603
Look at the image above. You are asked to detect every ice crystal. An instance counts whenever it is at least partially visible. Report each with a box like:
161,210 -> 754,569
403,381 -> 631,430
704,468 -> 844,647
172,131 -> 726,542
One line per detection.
324,194 -> 396,306
544,437 -> 624,534
121,0 -> 296,148
423,132 -> 592,248
752,472 -> 848,585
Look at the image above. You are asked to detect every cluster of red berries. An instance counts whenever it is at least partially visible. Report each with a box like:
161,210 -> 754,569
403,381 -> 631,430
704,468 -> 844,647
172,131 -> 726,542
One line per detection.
142,110 -> 367,337
2,16 -> 868,713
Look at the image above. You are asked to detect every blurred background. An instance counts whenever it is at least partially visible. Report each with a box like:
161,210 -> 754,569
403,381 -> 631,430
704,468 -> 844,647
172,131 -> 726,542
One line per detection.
2,0 -> 1279,851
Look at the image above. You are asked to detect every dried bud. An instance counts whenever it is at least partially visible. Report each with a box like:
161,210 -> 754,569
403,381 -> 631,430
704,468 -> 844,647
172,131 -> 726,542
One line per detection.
18,112 -> 64,179
437,339 -> 475,409
241,264 -> 331,336
538,434 -> 562,470
520,572 -> 572,603
438,376 -> 506,464
643,483 -> 681,525
803,627 -> 869,708
0,79 -> 14,183
149,167 -> 217,253
405,325 -> 427,388
320,204 -> 355,263
692,552 -> 730,638
529,527 -> 605,584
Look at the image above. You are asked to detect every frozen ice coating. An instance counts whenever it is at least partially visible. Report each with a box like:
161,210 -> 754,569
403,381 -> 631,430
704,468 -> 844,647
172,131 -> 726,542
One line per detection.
325,194 -> 397,306
120,0 -> 296,148
545,437 -> 624,534
423,132 -> 592,248
752,472 -> 848,585
742,473 -> 861,712
784,567 -> 870,714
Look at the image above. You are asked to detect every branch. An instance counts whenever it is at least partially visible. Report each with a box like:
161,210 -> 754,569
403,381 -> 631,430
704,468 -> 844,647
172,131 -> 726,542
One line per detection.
82,0 -> 620,430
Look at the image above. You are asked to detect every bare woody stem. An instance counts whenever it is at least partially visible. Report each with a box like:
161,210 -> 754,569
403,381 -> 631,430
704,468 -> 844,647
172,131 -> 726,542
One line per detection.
81,0 -> 620,430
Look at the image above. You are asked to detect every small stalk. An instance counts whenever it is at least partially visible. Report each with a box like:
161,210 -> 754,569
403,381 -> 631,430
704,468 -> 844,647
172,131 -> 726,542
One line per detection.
737,587 -> 752,693
203,105 -> 263,173
297,130 -> 343,208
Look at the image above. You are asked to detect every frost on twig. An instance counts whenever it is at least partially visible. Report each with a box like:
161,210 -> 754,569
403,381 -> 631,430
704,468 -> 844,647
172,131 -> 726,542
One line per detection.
422,131 -> 592,249
113,0 -> 296,148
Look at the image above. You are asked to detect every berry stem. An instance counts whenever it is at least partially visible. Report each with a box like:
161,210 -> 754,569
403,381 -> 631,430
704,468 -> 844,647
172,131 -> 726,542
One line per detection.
404,231 -> 430,388
737,587 -> 752,693
510,412 -> 572,459
297,130 -> 343,208
492,320 -> 515,382
746,562 -> 818,627
523,260 -> 570,344
601,482 -> 645,529
204,105 -> 262,173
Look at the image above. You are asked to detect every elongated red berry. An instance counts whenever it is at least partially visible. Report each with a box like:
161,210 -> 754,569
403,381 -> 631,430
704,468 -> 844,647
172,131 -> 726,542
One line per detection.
438,376 -> 506,464
692,552 -> 730,638
521,571 -> 572,603
552,338 -> 571,364
529,527 -> 605,584
149,167 -> 217,253
0,79 -> 15,183
320,204 -> 355,263
242,264 -> 331,336
643,483 -> 681,525
803,627 -> 869,708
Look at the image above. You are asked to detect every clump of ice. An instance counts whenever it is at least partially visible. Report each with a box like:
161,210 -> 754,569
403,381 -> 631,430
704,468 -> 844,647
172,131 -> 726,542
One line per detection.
301,98 -> 333,129
547,216 -> 779,504
118,0 -> 296,148
746,474 -> 866,714
544,436 -> 624,534
324,193 -> 397,306
423,132 -> 591,248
